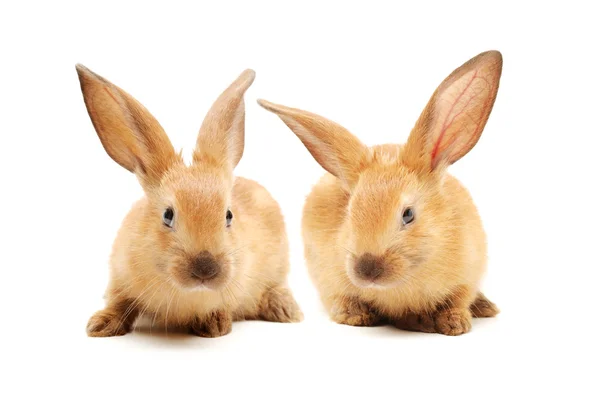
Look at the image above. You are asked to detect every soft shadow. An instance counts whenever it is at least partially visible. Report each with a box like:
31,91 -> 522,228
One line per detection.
127,322 -> 211,348
348,323 -> 436,338
339,316 -> 500,338
372,325 -> 433,338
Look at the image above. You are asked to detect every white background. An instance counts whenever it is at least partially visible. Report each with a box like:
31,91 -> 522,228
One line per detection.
1,1 -> 598,408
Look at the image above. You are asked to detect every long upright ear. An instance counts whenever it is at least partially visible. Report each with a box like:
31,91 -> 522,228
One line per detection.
76,65 -> 179,187
193,69 -> 255,170
403,51 -> 503,173
257,100 -> 371,189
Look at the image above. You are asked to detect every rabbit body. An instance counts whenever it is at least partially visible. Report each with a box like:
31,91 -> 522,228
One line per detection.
78,68 -> 302,338
259,51 -> 503,335
302,145 -> 488,324
106,177 -> 292,330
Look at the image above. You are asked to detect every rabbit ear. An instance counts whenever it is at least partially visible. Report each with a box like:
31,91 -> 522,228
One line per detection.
76,65 -> 179,187
258,100 -> 371,189
403,51 -> 503,173
193,69 -> 255,171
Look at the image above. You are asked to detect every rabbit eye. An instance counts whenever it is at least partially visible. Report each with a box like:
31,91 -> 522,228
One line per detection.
226,209 -> 233,227
402,207 -> 415,225
163,207 -> 175,228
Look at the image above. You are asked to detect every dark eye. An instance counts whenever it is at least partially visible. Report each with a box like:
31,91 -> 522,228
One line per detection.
402,207 -> 414,225
163,207 -> 174,228
226,209 -> 233,227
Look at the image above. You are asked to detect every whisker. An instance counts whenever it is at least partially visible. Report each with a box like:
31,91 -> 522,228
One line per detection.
118,277 -> 161,331
164,281 -> 177,336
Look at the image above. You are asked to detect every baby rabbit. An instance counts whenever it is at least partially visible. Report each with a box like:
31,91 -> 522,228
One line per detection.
77,67 -> 302,337
258,51 -> 502,335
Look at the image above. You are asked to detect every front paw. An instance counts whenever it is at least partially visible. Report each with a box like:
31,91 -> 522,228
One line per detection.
87,310 -> 130,337
470,292 -> 499,318
434,308 -> 472,336
395,308 -> 471,336
189,310 -> 232,338
330,297 -> 382,327
258,286 -> 303,323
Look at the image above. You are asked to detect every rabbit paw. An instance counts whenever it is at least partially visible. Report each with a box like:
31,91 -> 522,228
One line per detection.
258,286 -> 303,323
396,308 -> 472,336
434,308 -> 472,336
87,310 -> 131,337
189,310 -> 232,338
470,292 -> 499,318
330,297 -> 382,327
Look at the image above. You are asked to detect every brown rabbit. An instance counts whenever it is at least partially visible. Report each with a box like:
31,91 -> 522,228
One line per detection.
77,67 -> 302,337
258,51 -> 502,335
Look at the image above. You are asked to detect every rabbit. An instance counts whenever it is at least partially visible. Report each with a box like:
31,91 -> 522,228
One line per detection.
258,51 -> 502,336
77,66 -> 302,338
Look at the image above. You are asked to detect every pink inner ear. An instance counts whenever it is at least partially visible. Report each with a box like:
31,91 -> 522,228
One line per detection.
430,68 -> 496,169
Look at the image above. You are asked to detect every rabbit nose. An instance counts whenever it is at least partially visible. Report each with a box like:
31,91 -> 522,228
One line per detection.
354,253 -> 385,281
191,251 -> 220,280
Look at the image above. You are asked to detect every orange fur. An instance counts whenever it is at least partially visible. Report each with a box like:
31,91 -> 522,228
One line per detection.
77,67 -> 302,338
259,51 -> 502,335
